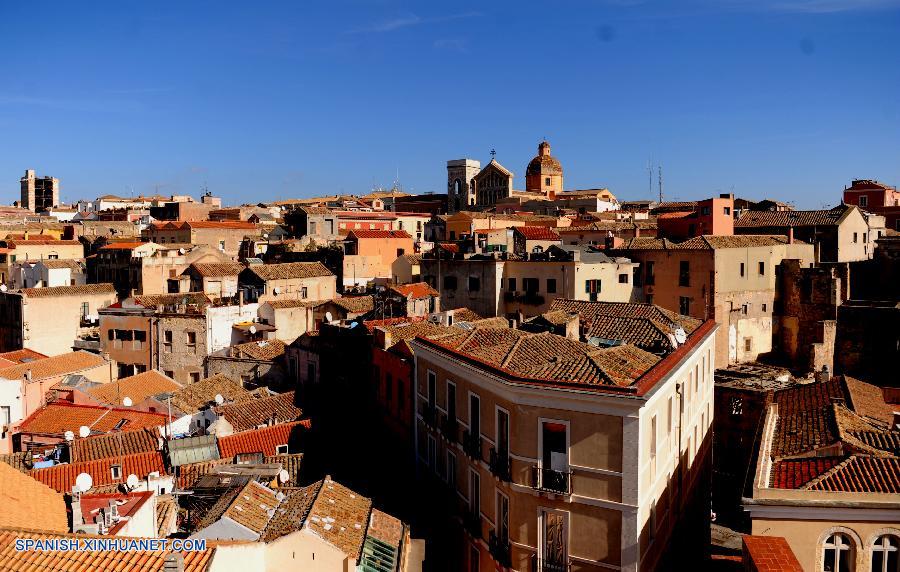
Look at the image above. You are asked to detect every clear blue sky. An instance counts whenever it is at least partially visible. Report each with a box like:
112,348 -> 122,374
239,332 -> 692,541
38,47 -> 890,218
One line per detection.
1,1 -> 898,208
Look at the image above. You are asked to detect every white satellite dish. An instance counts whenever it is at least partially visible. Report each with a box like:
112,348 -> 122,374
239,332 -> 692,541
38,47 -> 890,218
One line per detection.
214,393 -> 224,405
674,328 -> 687,345
78,425 -> 91,438
75,472 -> 93,493
0,284 -> 7,292
178,248 -> 186,255
122,396 -> 133,407
64,430 -> 75,442
324,312 -> 333,323
273,286 -> 281,295
249,325 -> 257,335
278,469 -> 289,483
126,474 -> 139,489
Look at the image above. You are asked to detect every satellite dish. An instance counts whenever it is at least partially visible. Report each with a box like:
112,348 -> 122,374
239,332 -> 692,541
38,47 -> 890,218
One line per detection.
126,474 -> 139,489
214,394 -> 224,405
75,473 -> 93,493
263,233 -> 269,239
0,285 -> 7,292
674,328 -> 687,345
249,325 -> 257,335
273,286 -> 281,295
178,248 -> 186,254
349,321 -> 358,329
278,469 -> 289,483
324,312 -> 333,323
122,396 -> 133,407
64,430 -> 75,442
78,425 -> 91,438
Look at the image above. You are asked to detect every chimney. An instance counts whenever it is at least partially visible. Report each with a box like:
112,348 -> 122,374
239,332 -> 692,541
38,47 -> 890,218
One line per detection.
787,226 -> 794,244
163,553 -> 184,572
70,490 -> 84,529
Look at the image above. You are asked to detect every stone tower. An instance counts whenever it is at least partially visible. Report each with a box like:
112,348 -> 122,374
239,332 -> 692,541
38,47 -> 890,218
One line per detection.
20,169 -> 60,212
447,159 -> 481,213
525,141 -> 563,199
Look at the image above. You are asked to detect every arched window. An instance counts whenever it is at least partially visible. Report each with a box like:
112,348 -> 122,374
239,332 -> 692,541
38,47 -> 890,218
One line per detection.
532,246 -> 543,253
872,535 -> 899,572
824,533 -> 855,572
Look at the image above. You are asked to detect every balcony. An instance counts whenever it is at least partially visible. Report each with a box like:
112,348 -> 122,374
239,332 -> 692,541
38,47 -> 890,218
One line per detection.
440,413 -> 459,442
531,555 -> 571,572
422,404 -> 437,428
489,447 -> 511,482
462,430 -> 482,461
462,509 -> 481,539
488,530 -> 512,568
531,466 -> 572,495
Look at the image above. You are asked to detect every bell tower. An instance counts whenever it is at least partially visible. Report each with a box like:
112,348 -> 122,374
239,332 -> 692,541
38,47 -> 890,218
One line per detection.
447,159 -> 480,213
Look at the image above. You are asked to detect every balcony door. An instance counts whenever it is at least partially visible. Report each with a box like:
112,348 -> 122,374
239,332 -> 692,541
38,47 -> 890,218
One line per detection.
447,382 -> 457,423
496,408 -> 509,458
540,420 -> 569,492
539,509 -> 568,572
469,393 -> 481,438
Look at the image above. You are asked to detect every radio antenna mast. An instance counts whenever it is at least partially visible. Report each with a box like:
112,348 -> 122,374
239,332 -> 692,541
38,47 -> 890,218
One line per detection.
658,165 -> 663,203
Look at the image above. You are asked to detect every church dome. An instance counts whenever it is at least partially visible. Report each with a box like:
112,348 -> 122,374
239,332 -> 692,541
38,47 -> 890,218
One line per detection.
526,141 -> 563,177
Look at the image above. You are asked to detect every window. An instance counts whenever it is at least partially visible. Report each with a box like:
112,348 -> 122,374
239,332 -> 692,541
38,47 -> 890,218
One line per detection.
545,177 -> 551,186
447,451 -> 457,488
111,464 -> 122,480
863,232 -> 867,243
496,491 -> 509,546
585,279 -> 601,295
679,261 -> 690,286
190,372 -> 201,384
187,331 -> 197,346
649,415 -> 657,478
546,278 -> 557,294
859,195 -> 868,207
507,278 -> 516,291
823,532 -> 855,572
468,276 -> 480,292
275,444 -> 289,454
523,277 -> 539,293
468,469 -> 480,516
679,296 -> 691,315
701,206 -> 711,215
469,393 -> 481,442
853,232 -> 858,243
397,248 -> 405,257
762,303 -> 767,312
759,261 -> 765,275
427,371 -> 436,411
444,276 -> 458,290
740,262 -> 745,277
744,337 -> 752,352
81,302 -> 90,318
872,534 -> 898,572
164,330 -> 173,353
724,206 -> 731,216
539,421 -> 568,492
164,370 -> 173,378
0,406 -> 10,437
427,435 -> 437,470
301,286 -> 308,299
447,382 -> 457,423
618,273 -> 629,284
645,261 -> 655,285
218,240 -> 226,251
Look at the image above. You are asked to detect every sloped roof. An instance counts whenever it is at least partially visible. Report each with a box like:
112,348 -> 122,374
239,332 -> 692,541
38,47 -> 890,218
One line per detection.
189,262 -> 245,277
735,205 -> 851,228
328,295 -> 375,313
0,351 -> 104,381
17,402 -> 166,436
514,226 -> 561,240
549,299 -> 701,337
230,339 -> 286,361
259,482 -> 322,542
806,456 -> 900,493
69,427 -> 161,463
244,262 -> 333,280
88,370 -> 182,406
18,283 -> 116,298
217,421 -> 309,458
389,282 -> 439,299
347,229 -> 412,240
0,348 -> 48,364
214,392 -> 302,432
169,374 -> 251,414
0,462 -> 68,533
223,481 -> 280,534
29,451 -> 168,493
304,478 -> 372,559
0,528 -> 214,571
618,235 -> 797,250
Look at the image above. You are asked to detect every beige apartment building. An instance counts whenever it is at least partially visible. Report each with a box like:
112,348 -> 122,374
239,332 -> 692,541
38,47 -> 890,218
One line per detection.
615,235 -> 815,367
142,220 -> 258,259
421,245 -> 640,319
411,318 -> 717,572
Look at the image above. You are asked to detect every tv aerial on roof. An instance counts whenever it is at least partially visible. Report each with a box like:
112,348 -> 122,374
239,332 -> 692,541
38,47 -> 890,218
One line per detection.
78,425 -> 91,438
74,472 -> 93,493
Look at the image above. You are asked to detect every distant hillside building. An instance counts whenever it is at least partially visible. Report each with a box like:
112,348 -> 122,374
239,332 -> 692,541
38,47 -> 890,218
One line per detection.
19,170 -> 59,213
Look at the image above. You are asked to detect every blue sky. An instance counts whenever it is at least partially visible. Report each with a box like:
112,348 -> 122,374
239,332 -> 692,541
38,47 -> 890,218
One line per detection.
0,1 -> 898,208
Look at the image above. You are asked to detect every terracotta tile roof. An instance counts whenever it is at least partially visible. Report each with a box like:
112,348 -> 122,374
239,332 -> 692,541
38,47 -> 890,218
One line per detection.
37,259 -> 85,270
176,457 -> 236,489
265,298 -> 325,309
88,370 -> 182,406
29,451 -> 167,493
69,428 -> 161,463
18,283 -> 116,298
214,392 -> 302,432
398,253 -> 423,264
230,339 -> 287,361
514,226 -> 561,240
98,241 -> 149,250
328,295 -> 375,313
389,282 -> 439,299
188,220 -> 257,230
244,261 -> 334,280
742,535 -> 803,572
304,478 -> 373,559
217,421 -> 309,458
223,481 -> 280,534
368,508 -> 404,547
6,238 -> 82,246
0,348 -> 48,364
169,374 -> 251,414
299,206 -> 333,215
131,292 -> 211,308
421,328 -> 661,389
843,376 -> 896,426
0,350 -> 105,382
771,378 -> 845,457
549,299 -> 702,346
0,462 -> 68,533
347,229 -> 412,239
376,321 -> 455,346
0,452 -> 32,472
17,402 -> 167,437
770,457 -> 843,489
189,262 -> 245,277
735,205 -> 851,228
806,455 -> 900,493
259,482 -> 322,542
451,308 -> 482,322
156,493 -> 178,537
618,235 -> 796,250
0,528 -> 214,571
